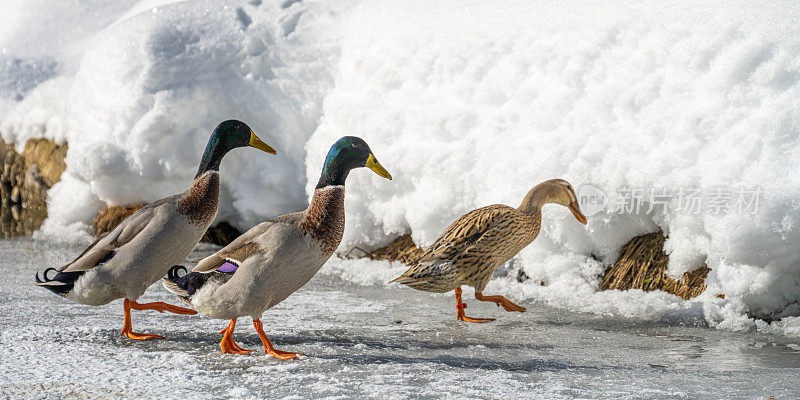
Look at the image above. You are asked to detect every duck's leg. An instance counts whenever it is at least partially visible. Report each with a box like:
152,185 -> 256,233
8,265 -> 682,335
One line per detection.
454,287 -> 495,323
474,292 -> 527,312
219,318 -> 253,354
128,300 -> 197,315
121,298 -> 164,340
253,319 -> 304,360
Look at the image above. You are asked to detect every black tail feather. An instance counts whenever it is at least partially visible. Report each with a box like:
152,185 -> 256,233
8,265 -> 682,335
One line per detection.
167,265 -> 187,281
165,265 -> 209,297
34,267 -> 84,296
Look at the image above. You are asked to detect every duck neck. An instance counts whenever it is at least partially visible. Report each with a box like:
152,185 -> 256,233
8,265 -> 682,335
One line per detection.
299,185 -> 346,254
195,135 -> 231,178
315,163 -> 351,189
177,171 -> 220,226
517,187 -> 550,215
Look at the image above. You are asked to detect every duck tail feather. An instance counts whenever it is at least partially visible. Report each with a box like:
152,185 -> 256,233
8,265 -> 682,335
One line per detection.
163,265 -> 208,299
34,267 -> 83,296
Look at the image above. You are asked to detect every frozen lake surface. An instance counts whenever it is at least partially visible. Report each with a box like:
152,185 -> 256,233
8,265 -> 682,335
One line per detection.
1,238 -> 797,399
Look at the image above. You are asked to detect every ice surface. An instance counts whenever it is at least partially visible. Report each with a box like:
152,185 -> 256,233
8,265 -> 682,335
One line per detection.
2,239 -> 799,399
3,0 -> 800,335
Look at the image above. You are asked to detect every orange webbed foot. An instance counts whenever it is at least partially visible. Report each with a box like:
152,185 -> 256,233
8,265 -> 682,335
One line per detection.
219,319 -> 254,355
457,315 -> 496,323
221,340 -> 254,355
122,330 -> 164,340
475,292 -> 527,313
266,349 -> 304,360
253,319 -> 304,360
454,287 -> 496,323
121,299 -> 166,340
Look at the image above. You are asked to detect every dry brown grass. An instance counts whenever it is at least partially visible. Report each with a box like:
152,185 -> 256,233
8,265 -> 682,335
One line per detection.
600,231 -> 709,300
91,205 -> 144,237
363,234 -> 425,264
91,204 -> 241,245
201,221 -> 241,246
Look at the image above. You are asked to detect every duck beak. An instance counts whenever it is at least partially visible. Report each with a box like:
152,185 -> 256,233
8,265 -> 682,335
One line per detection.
248,131 -> 277,155
365,154 -> 392,180
569,201 -> 588,225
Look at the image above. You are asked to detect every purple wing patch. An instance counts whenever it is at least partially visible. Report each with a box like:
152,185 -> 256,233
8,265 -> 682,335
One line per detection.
216,261 -> 239,273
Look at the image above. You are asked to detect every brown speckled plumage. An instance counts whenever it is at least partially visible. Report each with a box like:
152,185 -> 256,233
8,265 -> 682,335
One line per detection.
393,205 -> 540,293
392,179 -> 586,297
177,172 -> 220,226
298,186 -> 345,254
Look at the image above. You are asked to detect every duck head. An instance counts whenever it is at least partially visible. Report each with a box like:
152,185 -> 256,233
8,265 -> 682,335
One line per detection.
196,119 -> 276,177
518,179 -> 587,224
316,136 -> 392,188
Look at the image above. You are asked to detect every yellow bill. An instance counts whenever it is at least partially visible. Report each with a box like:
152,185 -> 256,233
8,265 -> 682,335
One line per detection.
249,131 -> 277,155
365,154 -> 392,180
568,201 -> 588,225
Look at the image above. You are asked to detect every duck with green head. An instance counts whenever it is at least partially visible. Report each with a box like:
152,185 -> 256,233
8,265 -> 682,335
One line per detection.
163,136 -> 391,360
36,120 -> 276,340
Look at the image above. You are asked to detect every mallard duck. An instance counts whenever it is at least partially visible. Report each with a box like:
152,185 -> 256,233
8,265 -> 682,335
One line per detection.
35,120 -> 276,340
391,179 -> 587,322
162,136 -> 391,359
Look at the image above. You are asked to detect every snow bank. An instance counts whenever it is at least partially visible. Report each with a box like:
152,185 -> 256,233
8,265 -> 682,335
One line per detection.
310,0 -> 800,334
4,0 -> 800,335
1,0 -> 355,239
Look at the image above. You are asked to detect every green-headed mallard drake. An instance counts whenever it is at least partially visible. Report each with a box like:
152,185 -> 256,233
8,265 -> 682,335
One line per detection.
162,136 -> 391,359
391,179 -> 587,323
35,120 -> 276,340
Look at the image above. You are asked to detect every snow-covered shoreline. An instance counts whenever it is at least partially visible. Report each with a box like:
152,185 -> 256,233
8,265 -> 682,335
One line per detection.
3,0 -> 800,336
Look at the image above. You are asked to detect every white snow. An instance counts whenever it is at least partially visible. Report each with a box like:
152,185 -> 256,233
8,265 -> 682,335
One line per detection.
4,0 -> 800,337
1,0 -> 354,240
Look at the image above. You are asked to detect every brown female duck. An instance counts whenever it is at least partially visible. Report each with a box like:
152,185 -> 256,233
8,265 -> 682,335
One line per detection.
391,179 -> 587,322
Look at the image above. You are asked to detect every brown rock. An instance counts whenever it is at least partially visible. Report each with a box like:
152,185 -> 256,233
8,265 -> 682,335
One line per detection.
9,186 -> 19,203
21,138 -> 67,187
0,137 -> 67,236
10,160 -> 23,186
0,181 -> 9,201
23,165 -> 47,207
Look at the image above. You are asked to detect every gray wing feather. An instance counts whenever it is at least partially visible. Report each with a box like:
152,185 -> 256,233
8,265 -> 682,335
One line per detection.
192,220 -> 275,273
61,200 -> 171,273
